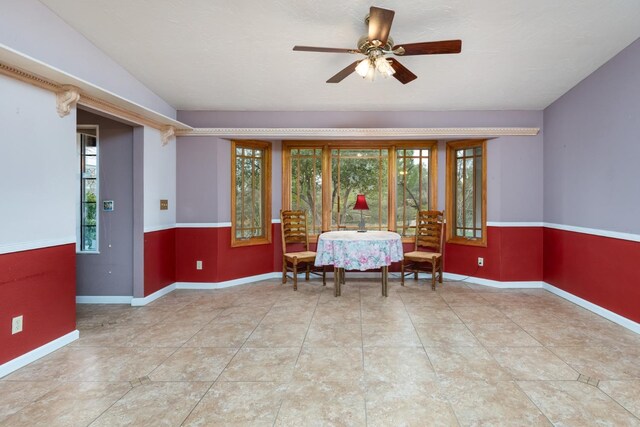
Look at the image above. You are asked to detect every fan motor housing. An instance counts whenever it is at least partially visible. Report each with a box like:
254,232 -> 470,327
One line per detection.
357,35 -> 394,54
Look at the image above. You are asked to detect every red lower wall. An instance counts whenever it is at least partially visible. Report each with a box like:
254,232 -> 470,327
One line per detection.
144,229 -> 176,296
543,227 -> 640,323
444,226 -> 543,282
175,225 -> 543,283
175,224 -> 280,283
170,224 -> 640,325
0,244 -> 76,365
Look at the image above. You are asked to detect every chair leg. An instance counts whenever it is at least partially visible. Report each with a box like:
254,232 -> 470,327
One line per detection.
401,260 -> 405,286
305,264 -> 310,281
293,258 -> 298,291
414,270 -> 418,281
282,258 -> 287,284
431,258 -> 436,291
322,268 -> 326,286
438,260 -> 443,284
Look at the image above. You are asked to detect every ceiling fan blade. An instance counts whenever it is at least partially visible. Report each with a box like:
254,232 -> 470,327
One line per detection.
326,61 -> 359,83
388,58 -> 417,84
393,40 -> 462,56
293,46 -> 359,54
368,6 -> 395,45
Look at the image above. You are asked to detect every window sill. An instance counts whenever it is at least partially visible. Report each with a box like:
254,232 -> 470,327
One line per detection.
230,237 -> 272,248
446,237 -> 487,247
77,251 -> 100,254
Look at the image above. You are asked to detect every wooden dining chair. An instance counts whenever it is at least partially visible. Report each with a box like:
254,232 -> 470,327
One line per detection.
401,210 -> 444,290
281,210 -> 326,290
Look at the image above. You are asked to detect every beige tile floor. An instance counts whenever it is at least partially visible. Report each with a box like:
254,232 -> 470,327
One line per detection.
2,277 -> 640,426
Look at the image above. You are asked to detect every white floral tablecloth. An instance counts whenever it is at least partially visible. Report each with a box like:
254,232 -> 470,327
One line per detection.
315,231 -> 403,271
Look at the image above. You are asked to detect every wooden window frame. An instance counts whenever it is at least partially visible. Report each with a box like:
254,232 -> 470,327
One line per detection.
445,139 -> 487,247
77,125 -> 100,254
394,141 -> 438,238
282,140 -> 437,243
231,140 -> 272,247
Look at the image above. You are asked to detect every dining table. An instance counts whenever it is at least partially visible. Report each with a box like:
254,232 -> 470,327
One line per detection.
314,230 -> 403,297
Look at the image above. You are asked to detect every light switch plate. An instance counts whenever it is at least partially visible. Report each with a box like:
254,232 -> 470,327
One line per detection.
160,199 -> 169,210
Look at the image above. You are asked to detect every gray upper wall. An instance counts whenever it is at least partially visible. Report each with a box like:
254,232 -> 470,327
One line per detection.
77,109 -> 134,296
1,0 -> 176,119
543,38 -> 640,234
176,111 -> 543,224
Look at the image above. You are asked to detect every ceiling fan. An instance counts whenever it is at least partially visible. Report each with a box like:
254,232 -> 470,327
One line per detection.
293,6 -> 462,84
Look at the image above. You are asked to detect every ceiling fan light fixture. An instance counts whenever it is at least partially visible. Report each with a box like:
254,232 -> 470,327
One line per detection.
375,56 -> 395,77
355,58 -> 371,77
364,64 -> 376,81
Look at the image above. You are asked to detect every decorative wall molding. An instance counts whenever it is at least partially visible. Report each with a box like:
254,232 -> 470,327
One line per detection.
0,55 -> 190,131
161,126 -> 176,146
0,61 -> 58,92
176,127 -> 540,139
79,93 -> 168,129
55,85 -> 80,117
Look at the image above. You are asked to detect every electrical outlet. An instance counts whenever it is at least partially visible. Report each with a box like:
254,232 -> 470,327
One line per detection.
478,257 -> 484,267
12,315 -> 23,334
196,260 -> 203,270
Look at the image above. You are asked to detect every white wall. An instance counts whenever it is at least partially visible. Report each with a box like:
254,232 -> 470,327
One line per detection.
0,0 -> 175,118
143,127 -> 176,231
0,75 -> 76,253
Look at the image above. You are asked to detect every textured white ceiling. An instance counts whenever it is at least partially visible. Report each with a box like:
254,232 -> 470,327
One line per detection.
40,0 -> 640,111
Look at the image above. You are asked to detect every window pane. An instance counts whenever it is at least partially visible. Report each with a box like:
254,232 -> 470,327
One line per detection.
452,143 -> 483,240
455,157 -> 464,230
82,203 -> 97,226
464,157 -> 474,229
234,143 -> 267,241
475,154 -> 483,231
82,226 -> 97,251
332,149 -> 388,231
79,130 -> 99,252
395,147 -> 431,236
291,148 -> 322,234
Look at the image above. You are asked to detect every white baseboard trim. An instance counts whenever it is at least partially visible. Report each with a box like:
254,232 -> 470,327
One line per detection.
131,284 -> 177,306
176,272 -> 282,290
76,295 -> 133,304
0,330 -> 79,379
543,282 -> 640,335
443,273 -> 545,289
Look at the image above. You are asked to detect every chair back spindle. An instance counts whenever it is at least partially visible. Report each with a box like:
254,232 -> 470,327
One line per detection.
415,210 -> 444,253
281,210 -> 310,253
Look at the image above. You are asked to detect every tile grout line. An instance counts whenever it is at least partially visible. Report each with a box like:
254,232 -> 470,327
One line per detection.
180,290 -> 278,426
359,284 -> 368,427
274,287 -> 323,426
400,282 -> 463,426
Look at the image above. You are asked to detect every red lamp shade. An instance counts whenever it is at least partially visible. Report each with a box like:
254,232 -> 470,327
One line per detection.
353,194 -> 369,210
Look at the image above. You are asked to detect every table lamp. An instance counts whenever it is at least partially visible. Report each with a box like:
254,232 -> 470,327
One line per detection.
353,194 -> 369,232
